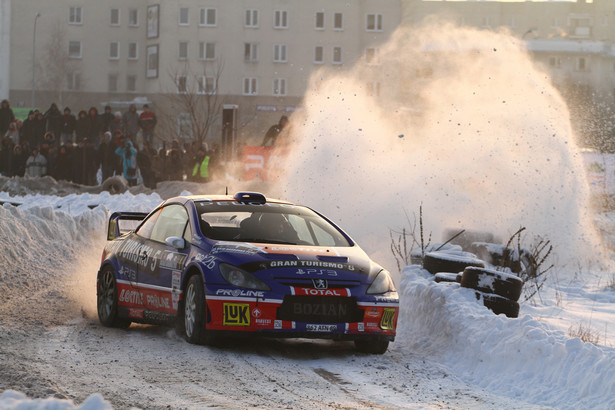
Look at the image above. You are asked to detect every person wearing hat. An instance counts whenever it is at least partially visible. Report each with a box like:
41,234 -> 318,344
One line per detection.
122,104 -> 140,141
139,104 -> 157,146
100,105 -> 114,134
261,115 -> 289,146
99,131 -> 116,181
0,99 -> 15,137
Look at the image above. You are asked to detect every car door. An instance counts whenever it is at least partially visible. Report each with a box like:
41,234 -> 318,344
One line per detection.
137,204 -> 191,316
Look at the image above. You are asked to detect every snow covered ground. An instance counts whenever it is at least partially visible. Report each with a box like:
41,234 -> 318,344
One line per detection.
0,183 -> 614,409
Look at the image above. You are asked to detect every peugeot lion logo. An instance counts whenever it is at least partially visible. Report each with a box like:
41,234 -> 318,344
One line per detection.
313,279 -> 328,289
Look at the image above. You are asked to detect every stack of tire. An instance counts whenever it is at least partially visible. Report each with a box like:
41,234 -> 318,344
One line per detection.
418,245 -> 524,318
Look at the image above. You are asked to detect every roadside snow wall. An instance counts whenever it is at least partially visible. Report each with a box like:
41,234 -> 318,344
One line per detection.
397,266 -> 615,409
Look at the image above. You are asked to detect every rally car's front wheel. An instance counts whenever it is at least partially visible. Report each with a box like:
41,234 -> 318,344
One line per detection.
182,274 -> 216,345
97,267 -> 131,328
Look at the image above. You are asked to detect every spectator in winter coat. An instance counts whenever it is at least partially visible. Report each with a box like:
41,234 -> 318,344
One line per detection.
0,99 -> 15,137
44,103 -> 63,139
122,104 -> 140,140
32,111 -> 46,148
115,140 -> 138,186
20,111 -> 36,147
99,131 -> 116,181
167,140 -> 184,181
75,110 -> 90,143
137,141 -> 156,189
10,145 -> 26,177
139,104 -> 157,145
0,135 -> 14,175
54,145 -> 72,181
189,146 -> 210,183
5,120 -> 21,145
88,107 -> 103,148
261,115 -> 289,146
60,107 -> 76,145
25,148 -> 47,177
100,105 -> 114,134
109,112 -> 123,137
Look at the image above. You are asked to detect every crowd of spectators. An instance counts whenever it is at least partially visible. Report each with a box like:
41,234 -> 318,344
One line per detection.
0,99 -> 219,188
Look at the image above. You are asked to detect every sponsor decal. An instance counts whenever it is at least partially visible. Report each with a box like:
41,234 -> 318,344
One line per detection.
268,260 -> 355,272
119,289 -> 143,306
216,289 -> 264,298
274,320 -> 283,329
159,251 -> 187,270
172,271 -> 181,310
358,322 -> 365,332
195,253 -> 216,270
252,308 -> 262,318
380,308 -> 396,330
223,303 -> 250,326
118,265 -> 137,282
366,311 -> 380,318
128,308 -> 144,319
255,318 -> 271,326
366,322 -> 378,328
374,296 -> 399,303
312,279 -> 328,289
146,294 -> 170,310
296,287 -> 343,297
212,243 -> 263,256
306,324 -> 338,332
268,246 -> 333,256
293,302 -> 348,317
297,268 -> 338,277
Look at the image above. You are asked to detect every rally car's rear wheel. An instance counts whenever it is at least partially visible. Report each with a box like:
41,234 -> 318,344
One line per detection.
354,338 -> 389,354
97,267 -> 131,328
183,274 -> 216,345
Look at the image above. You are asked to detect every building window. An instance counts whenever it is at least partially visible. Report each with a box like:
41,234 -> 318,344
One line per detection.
245,9 -> 259,28
69,7 -> 83,25
273,44 -> 287,63
549,56 -> 561,68
200,8 -> 216,27
243,78 -> 258,95
273,78 -> 286,96
332,46 -> 342,64
108,73 -> 118,92
68,41 -> 82,59
481,16 -> 491,28
274,10 -> 288,29
334,12 -> 343,30
179,42 -> 188,60
314,46 -> 324,64
198,76 -> 216,95
366,13 -> 382,32
315,11 -> 325,30
365,47 -> 380,65
244,43 -> 258,62
66,72 -> 81,90
128,42 -> 138,60
109,42 -> 120,60
127,74 -> 137,92
576,57 -> 588,72
110,8 -> 120,26
128,9 -> 138,26
199,42 -> 216,60
177,76 -> 188,93
367,82 -> 380,97
551,18 -> 560,28
179,7 -> 189,25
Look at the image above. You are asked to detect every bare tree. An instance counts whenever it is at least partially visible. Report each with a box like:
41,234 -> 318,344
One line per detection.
37,20 -> 79,107
166,60 -> 225,146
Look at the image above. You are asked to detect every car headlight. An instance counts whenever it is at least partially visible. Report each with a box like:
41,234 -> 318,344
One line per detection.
219,263 -> 270,291
366,270 -> 397,294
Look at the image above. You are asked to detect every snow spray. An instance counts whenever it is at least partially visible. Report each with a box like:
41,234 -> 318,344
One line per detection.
275,21 -> 601,274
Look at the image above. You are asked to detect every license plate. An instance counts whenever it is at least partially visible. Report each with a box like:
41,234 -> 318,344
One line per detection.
306,324 -> 338,332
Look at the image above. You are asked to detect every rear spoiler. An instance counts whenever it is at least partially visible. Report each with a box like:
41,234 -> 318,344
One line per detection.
107,211 -> 149,240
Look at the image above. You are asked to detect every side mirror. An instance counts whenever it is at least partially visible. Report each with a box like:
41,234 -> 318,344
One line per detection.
165,236 -> 186,249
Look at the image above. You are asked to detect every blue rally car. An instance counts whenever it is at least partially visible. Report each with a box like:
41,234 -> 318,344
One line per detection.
97,192 -> 399,353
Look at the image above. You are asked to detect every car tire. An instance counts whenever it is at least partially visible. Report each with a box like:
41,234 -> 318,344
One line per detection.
434,272 -> 459,283
183,274 -> 216,345
97,267 -> 131,329
461,266 -> 523,302
422,251 -> 484,275
354,338 -> 389,354
475,291 -> 520,318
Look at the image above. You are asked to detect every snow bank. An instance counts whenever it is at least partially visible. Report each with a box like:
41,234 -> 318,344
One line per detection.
0,390 -> 111,410
397,266 -> 615,409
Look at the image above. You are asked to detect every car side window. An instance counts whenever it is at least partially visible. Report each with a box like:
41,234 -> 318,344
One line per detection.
135,208 -> 162,239
150,204 -> 190,244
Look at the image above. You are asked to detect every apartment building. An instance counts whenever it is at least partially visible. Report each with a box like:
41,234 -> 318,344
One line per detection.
2,0 -> 401,142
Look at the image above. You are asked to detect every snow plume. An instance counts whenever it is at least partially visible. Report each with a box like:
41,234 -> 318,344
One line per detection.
280,21 -> 599,273
0,204 -> 107,324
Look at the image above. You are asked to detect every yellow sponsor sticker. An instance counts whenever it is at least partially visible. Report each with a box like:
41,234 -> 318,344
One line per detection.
380,308 -> 395,330
223,303 -> 251,326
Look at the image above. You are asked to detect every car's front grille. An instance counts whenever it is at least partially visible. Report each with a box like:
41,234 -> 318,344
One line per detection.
277,295 -> 364,323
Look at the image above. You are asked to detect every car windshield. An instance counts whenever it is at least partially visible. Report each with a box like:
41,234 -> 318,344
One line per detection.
195,201 -> 351,247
